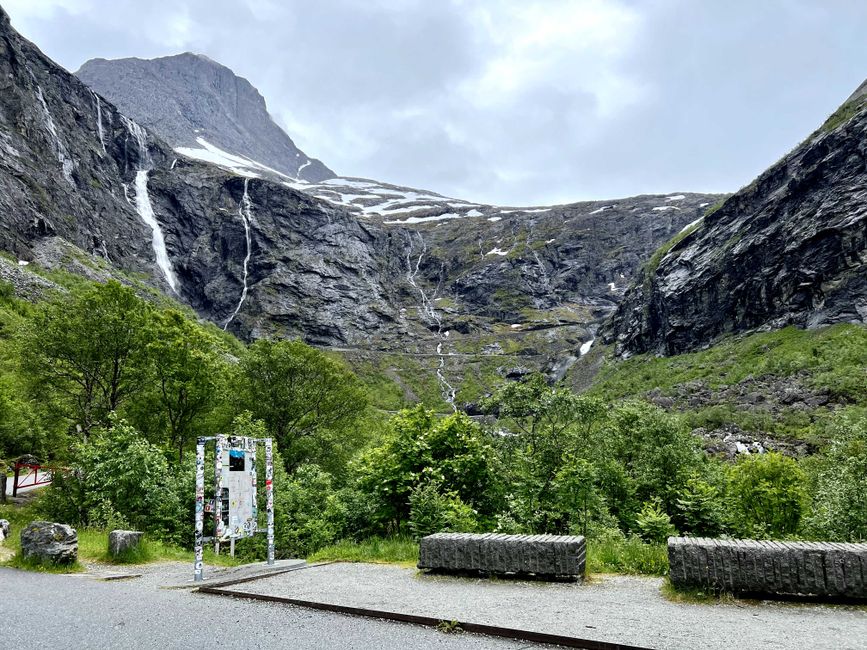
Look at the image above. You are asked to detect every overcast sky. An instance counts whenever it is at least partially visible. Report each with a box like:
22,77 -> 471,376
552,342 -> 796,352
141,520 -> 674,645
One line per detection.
5,0 -> 866,205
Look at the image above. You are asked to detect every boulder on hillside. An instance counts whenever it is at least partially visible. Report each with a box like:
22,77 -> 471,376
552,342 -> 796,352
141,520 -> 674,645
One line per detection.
20,521 -> 78,564
108,530 -> 144,558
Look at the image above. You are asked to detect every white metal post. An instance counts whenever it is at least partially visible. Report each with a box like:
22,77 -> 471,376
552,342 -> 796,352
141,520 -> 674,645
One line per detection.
193,438 -> 205,582
265,437 -> 274,565
214,434 -> 225,554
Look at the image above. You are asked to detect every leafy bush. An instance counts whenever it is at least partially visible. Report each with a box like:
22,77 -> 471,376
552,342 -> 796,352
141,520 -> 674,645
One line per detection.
727,452 -> 807,538
635,500 -> 676,543
676,478 -> 728,536
41,418 -> 186,543
356,407 -> 494,530
408,480 -> 478,540
805,414 -> 867,541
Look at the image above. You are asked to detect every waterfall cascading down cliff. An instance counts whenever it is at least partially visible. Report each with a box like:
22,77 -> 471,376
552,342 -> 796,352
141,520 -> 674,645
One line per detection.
224,177 -> 253,329
121,115 -> 179,293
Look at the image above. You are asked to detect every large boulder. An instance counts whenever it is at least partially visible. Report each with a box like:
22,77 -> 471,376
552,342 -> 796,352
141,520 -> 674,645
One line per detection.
20,521 -> 78,564
108,530 -> 144,558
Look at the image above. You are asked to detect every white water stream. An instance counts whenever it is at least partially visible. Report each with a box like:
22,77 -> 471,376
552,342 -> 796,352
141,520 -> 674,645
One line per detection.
224,178 -> 253,329
92,90 -> 106,154
406,233 -> 457,411
33,82 -> 74,184
121,115 -> 179,293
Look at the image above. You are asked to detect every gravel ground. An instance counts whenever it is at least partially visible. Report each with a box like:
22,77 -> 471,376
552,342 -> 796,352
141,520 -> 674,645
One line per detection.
0,564 -> 541,649
231,562 -> 867,650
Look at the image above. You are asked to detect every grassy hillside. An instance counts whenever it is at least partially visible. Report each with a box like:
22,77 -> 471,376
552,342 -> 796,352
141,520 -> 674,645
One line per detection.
587,324 -> 867,444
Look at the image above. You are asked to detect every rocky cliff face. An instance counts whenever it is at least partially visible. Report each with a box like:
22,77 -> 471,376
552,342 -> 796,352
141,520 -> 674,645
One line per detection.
1,8 -> 728,407
606,86 -> 867,356
0,6 -> 393,346
76,53 -> 334,183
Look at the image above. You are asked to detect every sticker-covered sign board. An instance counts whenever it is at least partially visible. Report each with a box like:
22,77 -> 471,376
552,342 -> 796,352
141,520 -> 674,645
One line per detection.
194,434 -> 272,582
219,437 -> 258,540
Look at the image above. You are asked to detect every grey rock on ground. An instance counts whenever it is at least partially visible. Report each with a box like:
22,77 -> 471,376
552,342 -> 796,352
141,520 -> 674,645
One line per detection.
0,518 -> 10,541
20,521 -> 78,564
108,530 -> 144,557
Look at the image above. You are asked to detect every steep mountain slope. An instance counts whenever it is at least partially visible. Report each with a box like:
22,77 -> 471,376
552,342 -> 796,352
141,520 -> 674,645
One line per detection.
76,53 -> 334,183
1,9 -> 724,411
0,6 -> 392,344
606,84 -> 867,356
74,48 -> 723,406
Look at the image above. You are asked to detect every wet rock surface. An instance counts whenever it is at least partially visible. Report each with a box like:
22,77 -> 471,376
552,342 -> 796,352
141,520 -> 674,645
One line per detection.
607,88 -> 867,356
692,424 -> 816,459
1,9 -> 721,365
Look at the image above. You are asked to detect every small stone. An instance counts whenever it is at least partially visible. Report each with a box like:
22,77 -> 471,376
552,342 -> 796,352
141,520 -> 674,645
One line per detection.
108,530 -> 144,558
0,518 -> 10,541
20,521 -> 77,564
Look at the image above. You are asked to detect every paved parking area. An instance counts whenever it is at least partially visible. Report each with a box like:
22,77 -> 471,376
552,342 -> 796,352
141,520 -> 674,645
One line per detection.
226,562 -> 867,650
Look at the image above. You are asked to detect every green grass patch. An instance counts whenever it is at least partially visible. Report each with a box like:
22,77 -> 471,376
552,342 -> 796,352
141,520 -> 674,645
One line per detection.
307,534 -> 669,577
817,94 -> 867,135
307,536 -> 420,567
4,552 -> 85,573
591,324 -> 867,404
660,578 -> 738,604
589,324 -> 867,443
0,502 -> 242,571
586,535 -> 669,576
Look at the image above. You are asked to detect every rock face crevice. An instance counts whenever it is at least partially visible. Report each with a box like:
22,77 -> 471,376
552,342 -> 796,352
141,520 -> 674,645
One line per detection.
606,95 -> 867,356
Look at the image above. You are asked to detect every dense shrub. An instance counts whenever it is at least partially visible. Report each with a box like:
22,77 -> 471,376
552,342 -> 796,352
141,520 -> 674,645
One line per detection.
675,478 -> 728,536
727,452 -> 807,538
408,480 -> 478,540
635,500 -> 677,543
805,414 -> 867,541
41,419 -> 186,543
356,407 -> 495,529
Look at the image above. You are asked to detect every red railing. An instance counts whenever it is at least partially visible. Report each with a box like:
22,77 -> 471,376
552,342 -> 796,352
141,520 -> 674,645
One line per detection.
12,460 -> 52,496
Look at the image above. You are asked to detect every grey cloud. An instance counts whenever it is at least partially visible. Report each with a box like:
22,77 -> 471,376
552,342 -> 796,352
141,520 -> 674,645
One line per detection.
5,0 -> 866,205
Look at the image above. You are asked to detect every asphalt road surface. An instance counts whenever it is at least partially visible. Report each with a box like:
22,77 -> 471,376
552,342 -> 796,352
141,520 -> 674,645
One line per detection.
0,566 -> 540,649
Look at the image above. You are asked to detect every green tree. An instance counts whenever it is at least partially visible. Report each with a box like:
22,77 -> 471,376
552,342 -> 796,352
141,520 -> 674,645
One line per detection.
805,413 -> 867,541
356,407 -> 494,530
727,452 -> 808,538
130,310 -> 230,462
553,455 -> 608,536
233,339 -> 368,470
483,376 -> 608,533
18,281 -> 151,437
483,374 -> 605,456
609,401 -> 700,515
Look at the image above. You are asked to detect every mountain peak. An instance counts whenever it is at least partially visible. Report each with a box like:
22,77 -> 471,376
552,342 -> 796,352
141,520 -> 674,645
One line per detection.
76,53 -> 335,182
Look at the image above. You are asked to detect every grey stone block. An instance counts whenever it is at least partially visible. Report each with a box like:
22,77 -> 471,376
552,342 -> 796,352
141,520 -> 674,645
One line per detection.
108,530 -> 144,558
667,538 -> 867,599
418,532 -> 585,579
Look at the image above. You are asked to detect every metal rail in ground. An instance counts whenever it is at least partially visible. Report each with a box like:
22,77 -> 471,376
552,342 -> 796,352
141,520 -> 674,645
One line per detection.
197,563 -> 654,650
